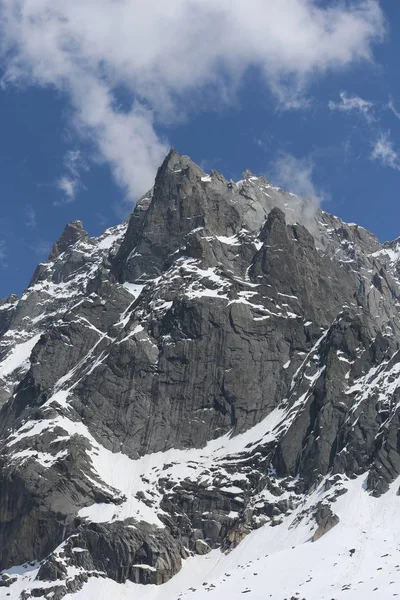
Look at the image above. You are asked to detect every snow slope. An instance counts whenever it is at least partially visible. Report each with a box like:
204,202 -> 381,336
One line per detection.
4,458 -> 400,600
57,475 -> 400,600
0,334 -> 41,379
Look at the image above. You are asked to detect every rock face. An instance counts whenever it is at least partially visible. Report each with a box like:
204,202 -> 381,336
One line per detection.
1,150 -> 400,597
48,220 -> 88,261
311,504 -> 339,541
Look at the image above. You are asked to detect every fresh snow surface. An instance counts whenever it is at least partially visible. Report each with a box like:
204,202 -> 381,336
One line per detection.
0,334 -> 41,378
122,282 -> 145,298
216,235 -> 240,246
372,246 -> 400,264
60,475 -> 400,600
96,224 -> 126,249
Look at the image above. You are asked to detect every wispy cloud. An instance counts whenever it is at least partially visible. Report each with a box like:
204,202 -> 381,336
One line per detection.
388,97 -> 400,121
96,213 -> 109,228
329,93 -> 400,171
370,131 -> 400,171
0,0 -> 385,201
268,151 -> 326,228
55,150 -> 86,204
270,152 -> 324,207
342,138 -> 352,163
328,91 -> 374,122
29,240 -> 51,258
24,205 -> 37,229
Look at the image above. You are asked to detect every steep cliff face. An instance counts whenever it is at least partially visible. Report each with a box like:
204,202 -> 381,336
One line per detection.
1,150 -> 400,598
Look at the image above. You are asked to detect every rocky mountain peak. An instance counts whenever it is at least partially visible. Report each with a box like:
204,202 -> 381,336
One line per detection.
156,147 -> 204,178
48,220 -> 88,260
259,206 -> 286,240
2,152 -> 400,598
242,168 -> 256,179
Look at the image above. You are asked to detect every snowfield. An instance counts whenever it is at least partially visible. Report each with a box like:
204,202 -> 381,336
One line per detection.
5,473 -> 400,600
0,334 -> 41,379
63,475 -> 400,600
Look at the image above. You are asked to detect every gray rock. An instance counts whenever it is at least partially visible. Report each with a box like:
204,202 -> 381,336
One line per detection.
312,503 -> 340,541
48,221 -> 88,261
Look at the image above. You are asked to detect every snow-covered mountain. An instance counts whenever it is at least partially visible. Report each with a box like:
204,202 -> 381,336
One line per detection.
1,150 -> 400,599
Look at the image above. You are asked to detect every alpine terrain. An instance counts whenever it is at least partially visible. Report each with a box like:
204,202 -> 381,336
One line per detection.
2,150 -> 400,600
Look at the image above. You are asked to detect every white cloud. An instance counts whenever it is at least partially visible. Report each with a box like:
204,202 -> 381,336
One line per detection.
328,91 -> 374,121
270,152 -> 323,205
268,152 -> 326,228
55,150 -> 86,204
370,132 -> 400,171
0,0 -> 385,200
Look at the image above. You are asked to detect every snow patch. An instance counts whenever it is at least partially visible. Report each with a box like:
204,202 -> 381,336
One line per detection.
0,334 -> 41,379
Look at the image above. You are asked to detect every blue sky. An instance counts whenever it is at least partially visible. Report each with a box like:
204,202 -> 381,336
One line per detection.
0,0 -> 399,298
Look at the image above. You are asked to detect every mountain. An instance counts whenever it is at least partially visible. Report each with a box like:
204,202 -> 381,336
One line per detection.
1,150 -> 400,599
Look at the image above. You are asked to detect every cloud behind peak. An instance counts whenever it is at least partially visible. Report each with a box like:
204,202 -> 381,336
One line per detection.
0,0 -> 386,200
